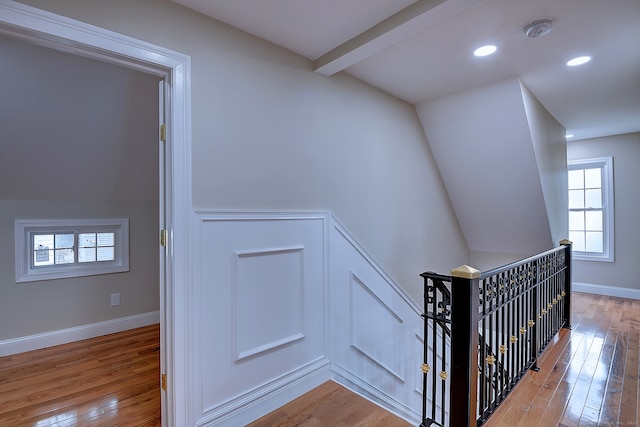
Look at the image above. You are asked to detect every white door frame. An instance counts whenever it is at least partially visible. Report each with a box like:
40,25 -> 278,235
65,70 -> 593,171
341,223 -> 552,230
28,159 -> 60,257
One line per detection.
0,1 -> 192,425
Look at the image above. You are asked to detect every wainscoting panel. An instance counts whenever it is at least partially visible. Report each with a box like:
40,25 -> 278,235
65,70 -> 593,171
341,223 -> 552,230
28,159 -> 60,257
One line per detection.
192,212 -> 330,426
190,211 -> 425,426
350,272 -> 406,383
233,246 -> 305,362
329,219 -> 422,424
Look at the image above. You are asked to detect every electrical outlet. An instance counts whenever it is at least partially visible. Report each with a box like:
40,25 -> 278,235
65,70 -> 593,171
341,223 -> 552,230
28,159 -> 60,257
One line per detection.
110,293 -> 120,307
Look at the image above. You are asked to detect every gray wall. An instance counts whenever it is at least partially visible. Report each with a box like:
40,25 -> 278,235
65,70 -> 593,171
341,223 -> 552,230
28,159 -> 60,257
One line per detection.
567,132 -> 640,292
0,28 -> 160,341
0,200 -> 159,340
17,0 -> 470,303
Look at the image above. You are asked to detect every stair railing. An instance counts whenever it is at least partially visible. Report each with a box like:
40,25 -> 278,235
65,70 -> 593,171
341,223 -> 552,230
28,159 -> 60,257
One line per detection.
420,240 -> 572,427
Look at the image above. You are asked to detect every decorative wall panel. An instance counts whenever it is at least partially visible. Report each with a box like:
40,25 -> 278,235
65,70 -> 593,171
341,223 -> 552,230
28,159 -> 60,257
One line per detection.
350,272 -> 405,383
190,211 -> 422,426
233,247 -> 305,361
329,218 -> 422,424
193,212 -> 329,426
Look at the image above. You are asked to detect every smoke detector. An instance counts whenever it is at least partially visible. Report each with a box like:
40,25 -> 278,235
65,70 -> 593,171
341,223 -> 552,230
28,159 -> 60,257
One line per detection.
525,19 -> 552,38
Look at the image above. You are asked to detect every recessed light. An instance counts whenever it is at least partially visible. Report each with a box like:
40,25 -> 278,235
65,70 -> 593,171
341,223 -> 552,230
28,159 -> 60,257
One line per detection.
565,133 -> 575,139
566,56 -> 591,66
474,45 -> 497,57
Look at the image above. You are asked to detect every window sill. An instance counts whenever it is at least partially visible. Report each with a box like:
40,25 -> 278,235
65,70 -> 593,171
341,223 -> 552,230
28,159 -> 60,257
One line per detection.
574,253 -> 614,263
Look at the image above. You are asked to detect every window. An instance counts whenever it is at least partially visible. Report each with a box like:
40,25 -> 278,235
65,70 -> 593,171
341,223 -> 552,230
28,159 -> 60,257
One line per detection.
15,219 -> 129,282
568,157 -> 614,262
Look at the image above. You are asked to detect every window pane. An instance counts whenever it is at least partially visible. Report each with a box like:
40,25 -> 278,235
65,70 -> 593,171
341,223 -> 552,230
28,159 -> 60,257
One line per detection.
97,247 -> 114,261
569,211 -> 584,231
568,169 -> 584,189
79,233 -> 96,247
569,231 -> 585,252
585,210 -> 603,231
585,231 -> 603,253
569,190 -> 584,209
55,233 -> 74,249
584,168 -> 601,188
33,234 -> 55,266
78,247 -> 96,263
34,248 -> 53,266
55,248 -> 74,264
34,234 -> 54,249
585,189 -> 602,208
97,232 -> 114,247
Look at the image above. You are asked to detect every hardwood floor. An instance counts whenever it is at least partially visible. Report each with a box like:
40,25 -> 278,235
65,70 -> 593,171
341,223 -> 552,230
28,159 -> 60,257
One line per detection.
0,324 -> 161,427
247,380 -> 411,427
484,292 -> 640,427
1,292 -> 637,427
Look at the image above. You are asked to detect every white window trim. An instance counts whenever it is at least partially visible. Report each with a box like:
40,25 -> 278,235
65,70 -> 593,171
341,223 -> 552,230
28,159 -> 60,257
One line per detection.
568,157 -> 614,262
15,218 -> 129,283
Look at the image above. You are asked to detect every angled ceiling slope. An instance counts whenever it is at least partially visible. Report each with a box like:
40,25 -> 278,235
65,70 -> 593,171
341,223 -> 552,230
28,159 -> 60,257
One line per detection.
417,78 -> 563,257
174,0 -> 640,141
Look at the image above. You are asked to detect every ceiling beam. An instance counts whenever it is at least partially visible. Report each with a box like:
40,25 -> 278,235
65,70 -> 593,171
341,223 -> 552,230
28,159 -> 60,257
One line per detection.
313,0 -> 485,76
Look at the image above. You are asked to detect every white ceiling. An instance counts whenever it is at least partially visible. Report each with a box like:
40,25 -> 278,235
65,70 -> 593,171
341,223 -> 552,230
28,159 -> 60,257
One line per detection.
174,0 -> 640,141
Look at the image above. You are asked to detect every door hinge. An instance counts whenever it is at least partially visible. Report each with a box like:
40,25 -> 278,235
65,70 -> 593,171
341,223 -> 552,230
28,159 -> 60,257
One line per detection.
160,123 -> 166,142
160,229 -> 167,247
161,373 -> 167,391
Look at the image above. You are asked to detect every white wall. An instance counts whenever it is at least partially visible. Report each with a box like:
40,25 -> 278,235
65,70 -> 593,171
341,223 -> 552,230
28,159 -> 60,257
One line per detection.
7,1 -> 471,424
417,78 -> 554,265
567,132 -> 640,294
189,211 -> 425,426
520,82 -> 568,247
0,29 -> 161,344
0,200 -> 159,341
17,0 -> 469,303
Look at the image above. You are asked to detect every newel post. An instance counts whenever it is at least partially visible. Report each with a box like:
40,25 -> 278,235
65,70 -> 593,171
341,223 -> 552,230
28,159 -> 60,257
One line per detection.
560,239 -> 573,329
450,265 -> 481,427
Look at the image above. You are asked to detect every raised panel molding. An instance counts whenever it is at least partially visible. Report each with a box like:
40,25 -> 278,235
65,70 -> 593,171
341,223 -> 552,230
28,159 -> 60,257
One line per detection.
350,271 -> 406,383
233,246 -> 305,361
192,211 -> 421,425
330,218 -> 422,424
193,211 -> 328,425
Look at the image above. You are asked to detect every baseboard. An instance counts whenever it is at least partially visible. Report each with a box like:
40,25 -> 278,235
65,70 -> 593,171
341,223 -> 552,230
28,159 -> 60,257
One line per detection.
196,357 -> 332,427
331,363 -> 421,425
573,282 -> 640,300
0,311 -> 160,357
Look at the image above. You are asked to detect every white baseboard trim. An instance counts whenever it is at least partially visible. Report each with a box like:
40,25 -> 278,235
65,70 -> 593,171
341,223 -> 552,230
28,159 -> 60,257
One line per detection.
573,282 -> 640,300
0,311 -> 160,357
197,357 -> 332,427
331,363 -> 421,426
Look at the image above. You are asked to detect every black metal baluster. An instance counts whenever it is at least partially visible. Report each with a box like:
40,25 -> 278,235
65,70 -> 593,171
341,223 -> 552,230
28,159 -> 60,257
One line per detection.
421,277 -> 429,425
432,283 -> 438,422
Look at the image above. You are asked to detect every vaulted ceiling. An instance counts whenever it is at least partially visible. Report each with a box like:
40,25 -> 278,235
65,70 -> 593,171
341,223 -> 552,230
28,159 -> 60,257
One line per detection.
175,0 -> 640,141
2,0 -> 638,259
171,0 -> 639,257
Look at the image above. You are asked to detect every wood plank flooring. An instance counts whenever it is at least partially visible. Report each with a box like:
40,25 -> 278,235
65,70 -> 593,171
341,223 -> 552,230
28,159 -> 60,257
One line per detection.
247,380 -> 411,427
0,292 -> 637,427
484,292 -> 640,427
0,324 -> 161,427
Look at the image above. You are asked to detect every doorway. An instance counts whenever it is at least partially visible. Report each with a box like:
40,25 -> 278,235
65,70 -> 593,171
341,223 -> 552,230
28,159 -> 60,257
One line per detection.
0,1 -> 191,424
